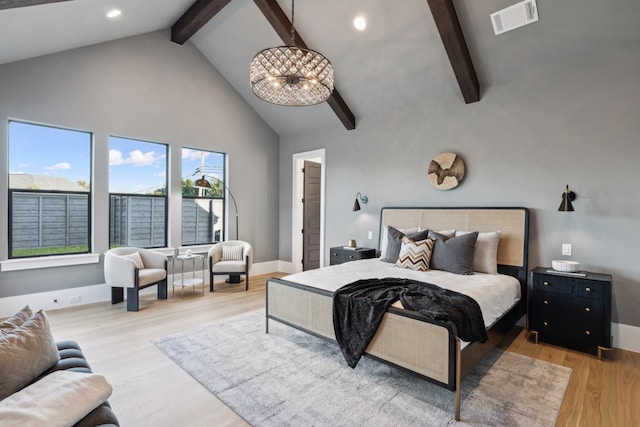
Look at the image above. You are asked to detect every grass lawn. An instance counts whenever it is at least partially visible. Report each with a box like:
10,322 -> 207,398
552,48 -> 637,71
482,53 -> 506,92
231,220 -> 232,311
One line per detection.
12,245 -> 88,257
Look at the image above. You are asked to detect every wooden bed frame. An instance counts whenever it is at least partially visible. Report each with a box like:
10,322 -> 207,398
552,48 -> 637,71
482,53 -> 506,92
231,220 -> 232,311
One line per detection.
266,207 -> 529,421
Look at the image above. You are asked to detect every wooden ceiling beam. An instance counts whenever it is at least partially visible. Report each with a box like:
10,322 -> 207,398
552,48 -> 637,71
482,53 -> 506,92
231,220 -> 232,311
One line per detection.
0,0 -> 70,10
426,0 -> 480,103
253,0 -> 356,130
171,0 -> 232,45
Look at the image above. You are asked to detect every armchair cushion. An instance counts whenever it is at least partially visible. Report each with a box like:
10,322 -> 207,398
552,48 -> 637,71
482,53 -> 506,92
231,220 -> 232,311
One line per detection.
212,260 -> 247,273
138,268 -> 167,287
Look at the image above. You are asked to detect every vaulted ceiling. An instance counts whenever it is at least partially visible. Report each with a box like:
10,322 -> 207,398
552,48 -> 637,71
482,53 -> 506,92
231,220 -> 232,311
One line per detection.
1,0 -> 639,136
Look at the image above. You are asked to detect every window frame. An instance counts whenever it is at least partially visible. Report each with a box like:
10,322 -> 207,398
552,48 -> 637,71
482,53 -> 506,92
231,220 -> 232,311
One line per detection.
7,120 -> 93,259
181,147 -> 227,246
107,135 -> 169,250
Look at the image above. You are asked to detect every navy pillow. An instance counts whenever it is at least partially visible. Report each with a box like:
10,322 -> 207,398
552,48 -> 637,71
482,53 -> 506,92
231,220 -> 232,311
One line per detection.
428,231 -> 478,275
381,226 -> 429,263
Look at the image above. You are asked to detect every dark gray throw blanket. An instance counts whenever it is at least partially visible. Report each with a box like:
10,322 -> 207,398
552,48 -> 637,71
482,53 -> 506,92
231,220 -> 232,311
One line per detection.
332,277 -> 488,368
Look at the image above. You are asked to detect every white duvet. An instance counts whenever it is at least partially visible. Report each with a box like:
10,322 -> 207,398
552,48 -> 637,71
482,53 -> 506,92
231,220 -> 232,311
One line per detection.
283,258 -> 521,330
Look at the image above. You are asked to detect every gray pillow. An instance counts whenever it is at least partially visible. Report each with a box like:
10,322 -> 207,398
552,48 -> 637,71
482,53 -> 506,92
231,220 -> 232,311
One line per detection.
428,230 -> 478,275
381,226 -> 429,263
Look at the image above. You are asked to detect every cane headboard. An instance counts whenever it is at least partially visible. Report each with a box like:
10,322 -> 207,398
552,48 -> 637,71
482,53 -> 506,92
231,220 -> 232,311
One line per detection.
379,207 -> 530,284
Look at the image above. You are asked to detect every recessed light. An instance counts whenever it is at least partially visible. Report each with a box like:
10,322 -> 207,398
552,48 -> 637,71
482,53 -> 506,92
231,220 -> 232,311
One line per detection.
353,15 -> 367,31
106,9 -> 122,19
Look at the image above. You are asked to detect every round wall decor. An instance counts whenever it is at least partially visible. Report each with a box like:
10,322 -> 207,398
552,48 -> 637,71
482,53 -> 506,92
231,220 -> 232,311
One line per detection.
428,152 -> 465,190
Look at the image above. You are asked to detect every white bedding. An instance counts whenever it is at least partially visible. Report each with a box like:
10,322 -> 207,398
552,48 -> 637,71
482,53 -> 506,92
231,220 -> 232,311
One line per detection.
283,258 -> 521,330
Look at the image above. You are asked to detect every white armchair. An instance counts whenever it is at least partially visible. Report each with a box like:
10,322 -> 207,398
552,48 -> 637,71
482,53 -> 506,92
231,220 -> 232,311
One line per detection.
104,247 -> 168,311
208,241 -> 253,292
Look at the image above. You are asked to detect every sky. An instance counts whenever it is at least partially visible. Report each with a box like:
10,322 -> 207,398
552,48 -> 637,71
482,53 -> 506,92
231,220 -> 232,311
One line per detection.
9,121 -> 225,194
9,121 -> 91,187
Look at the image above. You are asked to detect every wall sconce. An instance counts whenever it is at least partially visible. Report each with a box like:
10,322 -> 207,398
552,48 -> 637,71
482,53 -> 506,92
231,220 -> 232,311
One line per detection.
558,185 -> 576,212
352,192 -> 368,211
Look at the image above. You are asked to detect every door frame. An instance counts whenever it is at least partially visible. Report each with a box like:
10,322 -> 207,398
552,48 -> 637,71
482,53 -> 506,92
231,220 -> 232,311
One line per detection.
292,149 -> 326,273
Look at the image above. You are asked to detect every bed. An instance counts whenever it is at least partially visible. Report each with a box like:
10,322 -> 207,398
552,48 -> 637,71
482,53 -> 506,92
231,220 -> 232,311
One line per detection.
266,207 -> 529,421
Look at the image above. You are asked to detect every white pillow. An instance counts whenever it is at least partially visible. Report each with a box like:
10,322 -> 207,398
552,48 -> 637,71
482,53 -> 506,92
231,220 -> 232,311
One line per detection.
0,371 -> 113,427
121,252 -> 145,269
222,245 -> 244,261
455,230 -> 501,274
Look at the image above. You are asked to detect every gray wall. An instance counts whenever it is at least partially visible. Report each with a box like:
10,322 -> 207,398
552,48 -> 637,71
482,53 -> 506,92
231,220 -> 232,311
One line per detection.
279,46 -> 640,328
0,31 -> 279,297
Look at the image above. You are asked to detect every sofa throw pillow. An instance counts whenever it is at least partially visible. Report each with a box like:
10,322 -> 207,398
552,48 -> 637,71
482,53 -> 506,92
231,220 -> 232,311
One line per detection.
381,226 -> 430,263
222,245 -> 244,261
0,310 -> 60,400
456,231 -> 501,274
0,305 -> 33,332
121,252 -> 145,269
395,237 -> 434,272
0,371 -> 113,427
428,230 -> 478,275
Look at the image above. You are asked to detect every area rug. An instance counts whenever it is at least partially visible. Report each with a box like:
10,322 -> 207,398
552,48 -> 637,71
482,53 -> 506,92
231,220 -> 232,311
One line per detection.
154,311 -> 571,426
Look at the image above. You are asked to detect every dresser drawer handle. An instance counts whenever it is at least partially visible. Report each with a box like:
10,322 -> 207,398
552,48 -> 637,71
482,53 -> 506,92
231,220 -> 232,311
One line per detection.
333,253 -> 338,256
585,287 -> 591,292
585,307 -> 591,312
543,300 -> 549,305
585,330 -> 591,336
543,321 -> 549,326
349,255 -> 353,259
543,281 -> 550,286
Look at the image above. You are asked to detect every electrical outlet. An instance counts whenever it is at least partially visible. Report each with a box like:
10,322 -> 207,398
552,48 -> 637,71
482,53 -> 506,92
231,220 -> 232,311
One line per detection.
562,243 -> 572,256
68,296 -> 81,304
368,231 -> 373,240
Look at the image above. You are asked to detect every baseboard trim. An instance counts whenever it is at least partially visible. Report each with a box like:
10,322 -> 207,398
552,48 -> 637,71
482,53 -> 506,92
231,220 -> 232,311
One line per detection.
612,322 -> 640,353
0,260 -> 284,316
0,284 -> 112,316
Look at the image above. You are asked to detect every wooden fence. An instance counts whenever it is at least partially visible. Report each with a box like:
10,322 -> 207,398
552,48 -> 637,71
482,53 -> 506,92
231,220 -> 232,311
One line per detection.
11,192 -> 89,250
11,192 -> 222,251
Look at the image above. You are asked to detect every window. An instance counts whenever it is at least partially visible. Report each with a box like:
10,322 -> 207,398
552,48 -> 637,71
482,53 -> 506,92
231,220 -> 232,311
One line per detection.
8,121 -> 92,258
109,136 -> 167,248
181,148 -> 226,245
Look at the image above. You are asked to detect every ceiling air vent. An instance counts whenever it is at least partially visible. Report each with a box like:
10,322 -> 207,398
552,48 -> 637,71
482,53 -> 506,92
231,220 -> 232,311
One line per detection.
491,0 -> 538,35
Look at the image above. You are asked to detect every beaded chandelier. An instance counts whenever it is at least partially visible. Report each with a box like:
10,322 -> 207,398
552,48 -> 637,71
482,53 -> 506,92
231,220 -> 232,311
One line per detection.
250,0 -> 334,106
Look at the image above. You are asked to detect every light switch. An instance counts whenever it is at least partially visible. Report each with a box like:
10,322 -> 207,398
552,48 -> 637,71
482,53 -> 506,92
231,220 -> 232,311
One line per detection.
562,243 -> 572,256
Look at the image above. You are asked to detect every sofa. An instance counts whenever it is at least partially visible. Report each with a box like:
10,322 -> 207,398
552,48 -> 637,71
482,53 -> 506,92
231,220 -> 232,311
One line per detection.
0,306 -> 119,426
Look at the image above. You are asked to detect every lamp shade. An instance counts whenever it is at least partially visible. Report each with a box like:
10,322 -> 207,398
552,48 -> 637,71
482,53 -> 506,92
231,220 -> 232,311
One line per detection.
194,175 -> 211,189
353,198 -> 361,212
249,0 -> 334,107
558,185 -> 576,212
250,46 -> 333,106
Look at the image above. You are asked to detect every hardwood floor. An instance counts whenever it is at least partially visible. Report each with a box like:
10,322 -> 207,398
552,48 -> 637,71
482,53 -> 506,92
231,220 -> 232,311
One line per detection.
43,272 -> 639,427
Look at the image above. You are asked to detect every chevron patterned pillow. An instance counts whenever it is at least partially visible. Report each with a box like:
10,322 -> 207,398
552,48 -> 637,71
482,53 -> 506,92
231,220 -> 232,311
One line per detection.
395,237 -> 434,271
